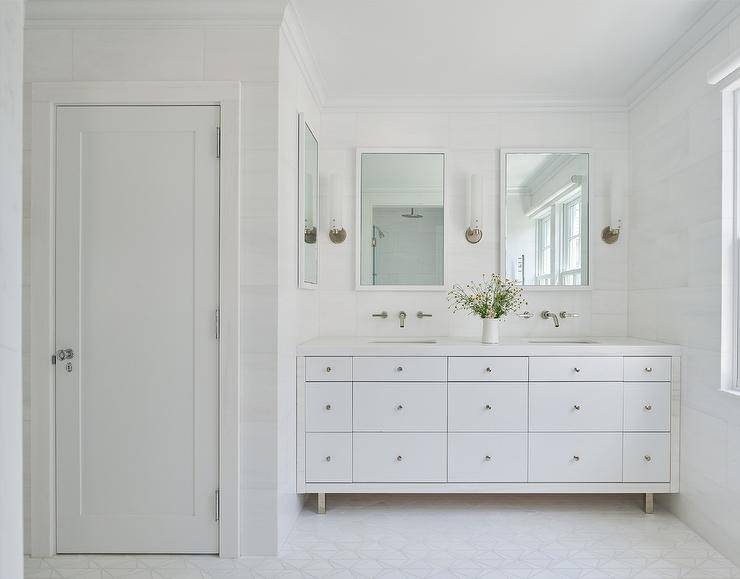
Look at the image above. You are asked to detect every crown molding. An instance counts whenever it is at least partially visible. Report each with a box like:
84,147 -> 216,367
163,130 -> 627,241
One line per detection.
321,94 -> 629,114
626,0 -> 740,108
25,0 -> 288,28
281,2 -> 327,107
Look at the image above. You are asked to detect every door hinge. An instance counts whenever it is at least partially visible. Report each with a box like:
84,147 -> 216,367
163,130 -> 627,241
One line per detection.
215,489 -> 220,522
216,126 -> 221,159
215,308 -> 220,340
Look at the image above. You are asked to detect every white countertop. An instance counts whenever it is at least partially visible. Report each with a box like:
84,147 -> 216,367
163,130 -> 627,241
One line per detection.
297,336 -> 681,357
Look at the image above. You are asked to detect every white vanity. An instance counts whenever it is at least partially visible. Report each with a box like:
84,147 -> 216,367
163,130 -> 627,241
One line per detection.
296,338 -> 679,513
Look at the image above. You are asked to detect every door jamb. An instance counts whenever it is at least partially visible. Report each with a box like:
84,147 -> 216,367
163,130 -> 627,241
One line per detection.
30,82 -> 241,558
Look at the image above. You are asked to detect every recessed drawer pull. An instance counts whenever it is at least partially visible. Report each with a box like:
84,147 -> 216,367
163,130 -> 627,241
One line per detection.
644,367 -> 653,373
644,404 -> 653,411
325,366 -> 332,373
396,455 -> 403,462
573,367 -> 581,373
573,404 -> 581,411
644,455 -> 652,462
485,367 -> 492,373
573,455 -> 580,461
325,404 -> 332,411
396,366 -> 404,372
485,404 -> 493,411
325,455 -> 332,462
484,455 -> 492,461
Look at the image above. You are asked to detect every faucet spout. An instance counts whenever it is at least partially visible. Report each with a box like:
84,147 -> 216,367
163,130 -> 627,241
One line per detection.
399,311 -> 407,328
541,310 -> 560,328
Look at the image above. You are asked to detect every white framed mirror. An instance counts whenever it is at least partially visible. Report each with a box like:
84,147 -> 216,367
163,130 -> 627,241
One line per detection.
356,150 -> 446,290
501,149 -> 590,288
298,113 -> 319,289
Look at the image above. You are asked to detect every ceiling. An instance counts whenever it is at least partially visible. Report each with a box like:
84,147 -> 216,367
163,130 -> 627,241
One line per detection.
292,0 -> 734,106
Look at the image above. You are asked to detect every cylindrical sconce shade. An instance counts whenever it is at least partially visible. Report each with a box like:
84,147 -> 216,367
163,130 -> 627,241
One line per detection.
465,174 -> 483,243
328,172 -> 347,244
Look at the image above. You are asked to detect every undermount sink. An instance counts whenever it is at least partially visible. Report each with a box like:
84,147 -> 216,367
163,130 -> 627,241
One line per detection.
370,339 -> 438,344
528,339 -> 597,344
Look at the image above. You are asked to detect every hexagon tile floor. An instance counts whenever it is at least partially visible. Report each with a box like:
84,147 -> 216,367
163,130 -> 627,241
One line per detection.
24,494 -> 740,579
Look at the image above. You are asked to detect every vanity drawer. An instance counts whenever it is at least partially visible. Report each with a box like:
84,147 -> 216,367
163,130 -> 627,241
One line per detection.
305,433 -> 352,483
529,357 -> 623,381
529,382 -> 623,432
624,383 -> 670,431
353,382 -> 446,432
448,357 -> 528,382
353,433 -> 446,482
448,383 -> 527,432
306,357 -> 352,382
305,382 -> 351,432
529,433 -> 622,482
624,357 -> 671,382
623,433 -> 670,482
448,433 -> 527,482
353,357 -> 446,382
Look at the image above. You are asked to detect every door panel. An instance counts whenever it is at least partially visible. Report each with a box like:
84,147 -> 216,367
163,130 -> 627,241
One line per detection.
55,105 -> 220,553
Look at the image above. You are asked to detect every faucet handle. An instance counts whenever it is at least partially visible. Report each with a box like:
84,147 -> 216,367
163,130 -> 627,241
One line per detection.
517,311 -> 533,319
372,311 -> 388,319
559,311 -> 580,319
416,311 -> 432,319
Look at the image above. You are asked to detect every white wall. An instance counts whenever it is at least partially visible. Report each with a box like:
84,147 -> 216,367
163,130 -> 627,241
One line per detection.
0,0 -> 25,577
22,3 -> 289,556
629,17 -> 740,567
317,110 -> 630,338
276,20 -> 321,546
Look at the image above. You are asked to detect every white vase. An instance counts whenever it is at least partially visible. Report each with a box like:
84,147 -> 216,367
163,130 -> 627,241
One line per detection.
481,317 -> 500,344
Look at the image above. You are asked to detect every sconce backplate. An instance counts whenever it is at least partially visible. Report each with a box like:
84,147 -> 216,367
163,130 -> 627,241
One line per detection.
329,227 -> 347,244
465,227 -> 483,244
601,225 -> 620,244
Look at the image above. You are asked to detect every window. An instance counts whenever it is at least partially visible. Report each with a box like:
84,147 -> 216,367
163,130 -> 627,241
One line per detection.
533,193 -> 584,286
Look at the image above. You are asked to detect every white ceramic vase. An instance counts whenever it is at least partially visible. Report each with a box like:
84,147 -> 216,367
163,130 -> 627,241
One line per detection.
481,317 -> 500,344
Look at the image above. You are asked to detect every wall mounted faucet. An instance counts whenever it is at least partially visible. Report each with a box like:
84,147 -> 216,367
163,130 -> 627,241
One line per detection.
399,311 -> 407,328
541,310 -> 560,328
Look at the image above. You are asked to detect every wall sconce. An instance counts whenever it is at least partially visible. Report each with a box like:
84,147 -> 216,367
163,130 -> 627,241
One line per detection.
465,174 -> 483,244
328,173 -> 347,244
601,173 -> 623,244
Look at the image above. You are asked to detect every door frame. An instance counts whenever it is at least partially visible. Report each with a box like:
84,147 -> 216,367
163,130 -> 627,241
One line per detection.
30,82 -> 241,558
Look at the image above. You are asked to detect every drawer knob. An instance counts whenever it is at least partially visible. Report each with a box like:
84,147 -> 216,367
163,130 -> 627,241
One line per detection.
644,455 -> 652,462
325,404 -> 332,411
573,455 -> 580,461
573,367 -> 581,373
396,366 -> 404,372
325,366 -> 332,373
484,455 -> 492,461
396,455 -> 403,462
396,404 -> 404,411
325,456 -> 332,462
644,404 -> 653,411
485,367 -> 492,373
645,367 -> 653,373
485,404 -> 493,411
573,404 -> 581,411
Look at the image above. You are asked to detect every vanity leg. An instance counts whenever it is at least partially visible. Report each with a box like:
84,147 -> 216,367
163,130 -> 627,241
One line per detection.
317,492 -> 326,515
644,492 -> 654,514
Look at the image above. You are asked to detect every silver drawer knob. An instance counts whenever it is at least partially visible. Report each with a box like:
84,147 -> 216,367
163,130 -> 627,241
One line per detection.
573,367 -> 581,373
396,455 -> 403,462
485,404 -> 493,411
325,404 -> 332,411
484,455 -> 492,461
644,455 -> 652,462
573,404 -> 581,411
396,404 -> 404,411
325,366 -> 332,373
573,455 -> 580,461
396,366 -> 404,372
325,456 -> 332,462
644,404 -> 653,411
485,367 -> 492,373
644,367 -> 653,373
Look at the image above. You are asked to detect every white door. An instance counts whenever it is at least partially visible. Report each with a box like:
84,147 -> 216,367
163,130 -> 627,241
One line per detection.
55,105 -> 220,554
